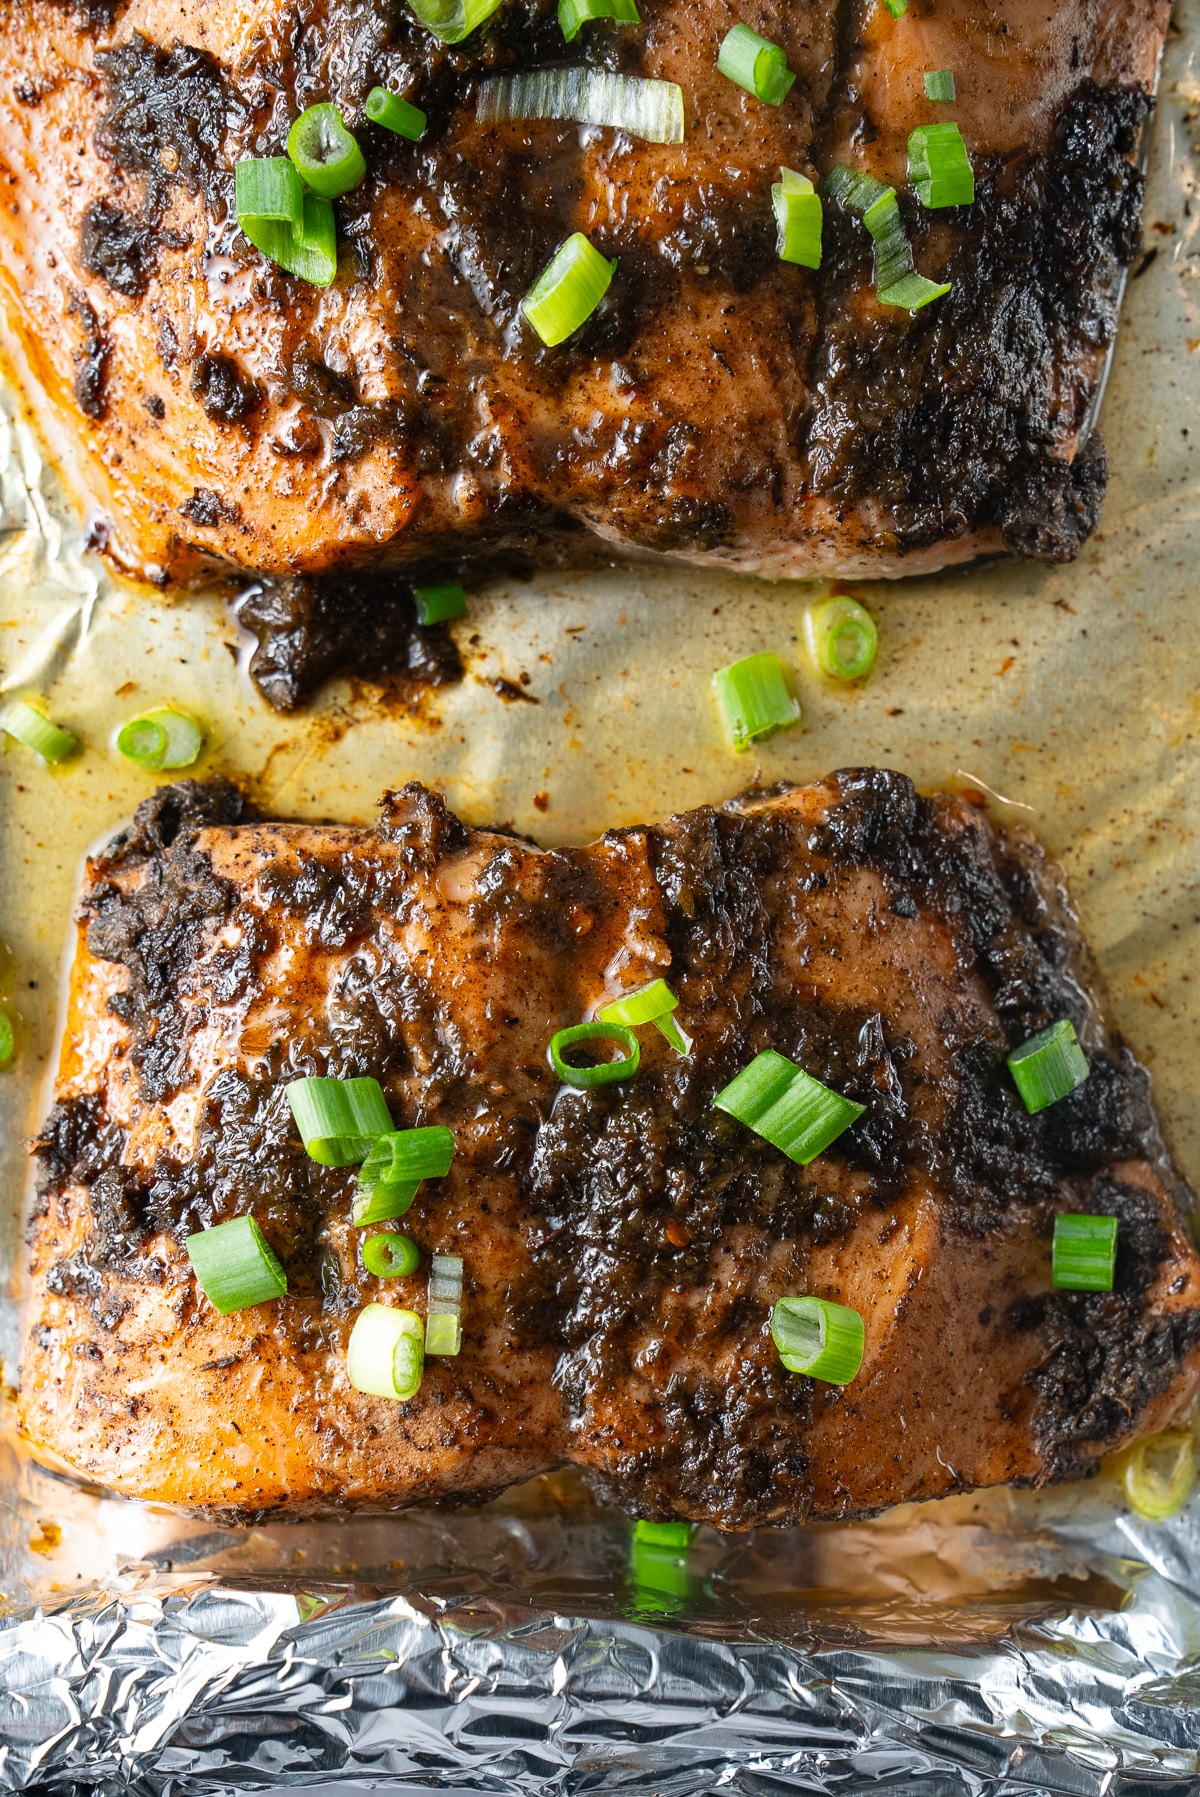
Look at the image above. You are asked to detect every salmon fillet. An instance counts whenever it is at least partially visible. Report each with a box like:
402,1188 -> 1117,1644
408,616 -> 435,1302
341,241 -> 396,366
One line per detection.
21,773 -> 1200,1525
0,0 -> 1166,593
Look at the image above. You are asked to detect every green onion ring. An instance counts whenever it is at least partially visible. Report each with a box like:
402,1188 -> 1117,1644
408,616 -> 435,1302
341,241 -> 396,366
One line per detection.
362,1232 -> 420,1278
549,1020 -> 640,1088
771,1295 -> 865,1383
185,1215 -> 288,1315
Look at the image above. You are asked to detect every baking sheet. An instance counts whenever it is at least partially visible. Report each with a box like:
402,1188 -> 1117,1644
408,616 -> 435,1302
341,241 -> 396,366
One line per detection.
4,2 -> 1200,1785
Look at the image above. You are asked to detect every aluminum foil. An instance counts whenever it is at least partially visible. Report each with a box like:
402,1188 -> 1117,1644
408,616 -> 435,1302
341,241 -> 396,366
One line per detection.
5,0 -> 1200,1782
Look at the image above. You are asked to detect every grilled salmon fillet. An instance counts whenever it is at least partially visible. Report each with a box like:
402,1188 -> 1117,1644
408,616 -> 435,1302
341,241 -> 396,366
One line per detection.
21,772 -> 1200,1526
0,0 -> 1166,593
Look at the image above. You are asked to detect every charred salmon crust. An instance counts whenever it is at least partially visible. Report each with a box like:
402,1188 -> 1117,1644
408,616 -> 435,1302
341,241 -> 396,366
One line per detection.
0,0 -> 1169,634
22,772 -> 1200,1526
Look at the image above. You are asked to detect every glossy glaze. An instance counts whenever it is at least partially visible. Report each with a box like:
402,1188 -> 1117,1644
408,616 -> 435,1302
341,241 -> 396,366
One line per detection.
0,0 -> 1169,587
22,772 -> 1200,1523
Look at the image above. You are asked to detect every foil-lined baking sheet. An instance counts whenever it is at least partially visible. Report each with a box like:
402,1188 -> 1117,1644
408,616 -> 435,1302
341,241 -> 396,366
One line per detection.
4,0 -> 1200,1784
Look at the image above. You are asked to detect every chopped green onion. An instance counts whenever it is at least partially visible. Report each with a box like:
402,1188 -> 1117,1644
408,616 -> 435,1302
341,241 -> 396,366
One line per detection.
711,651 -> 800,751
1123,1430 -> 1196,1522
884,0 -> 908,15
772,167 -> 822,269
877,271 -> 952,310
354,1178 -> 418,1226
522,233 -> 616,347
559,0 -> 640,40
825,164 -> 889,215
717,24 -> 796,105
477,69 -> 685,145
549,1019 -> 640,1088
1,699 -> 78,763
185,1214 -> 288,1315
362,1232 -> 420,1278
235,157 -> 304,231
863,189 -> 912,293
633,1519 -> 695,1547
1052,1213 -> 1117,1292
630,1519 -> 694,1612
598,978 -> 691,1056
359,1127 -> 455,1183
0,1012 -> 14,1068
237,161 -> 338,288
426,1252 -> 463,1355
116,708 -> 203,772
405,0 -> 503,41
1008,1019 -> 1089,1113
908,122 -> 974,208
771,1295 -> 865,1383
347,1303 -> 425,1398
413,583 -> 467,625
287,193 -> 339,284
804,596 -> 878,681
864,188 -> 950,311
287,103 -> 366,198
353,1125 -> 455,1224
924,68 -> 956,102
714,1048 -> 864,1164
425,1315 -> 461,1355
365,86 -> 427,141
826,167 -> 950,311
286,1075 -> 393,1167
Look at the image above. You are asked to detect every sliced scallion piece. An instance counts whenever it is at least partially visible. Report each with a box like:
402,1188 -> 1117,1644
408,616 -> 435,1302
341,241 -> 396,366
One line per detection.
804,596 -> 878,681
711,652 -> 800,751
630,1518 -> 694,1611
714,1048 -> 864,1164
908,122 -> 974,208
365,86 -> 427,141
286,1075 -> 393,1167
354,1125 -> 456,1225
877,271 -> 952,310
885,0 -> 908,16
598,978 -> 691,1056
413,582 -> 467,625
717,23 -> 796,105
185,1214 -> 288,1315
559,0 -> 640,41
1,699 -> 78,763
1123,1430 -> 1195,1522
1052,1213 -> 1117,1292
116,708 -> 203,772
633,1519 -> 696,1547
772,167 -> 822,269
550,1019 -> 640,1088
0,1011 -> 14,1068
235,157 -> 304,232
362,1232 -> 420,1278
477,69 -> 685,145
347,1303 -> 425,1398
863,188 -> 912,293
924,68 -> 956,102
405,0 -> 503,41
287,103 -> 366,198
426,1252 -> 463,1355
825,164 -> 888,215
771,1295 -> 865,1383
354,1178 -> 418,1226
522,233 -> 616,347
1007,1019 -> 1089,1113
826,167 -> 950,311
237,162 -> 339,288
864,188 -> 950,311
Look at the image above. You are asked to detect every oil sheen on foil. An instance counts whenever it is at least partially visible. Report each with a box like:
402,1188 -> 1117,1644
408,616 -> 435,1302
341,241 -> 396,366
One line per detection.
3,2 -> 1200,1788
